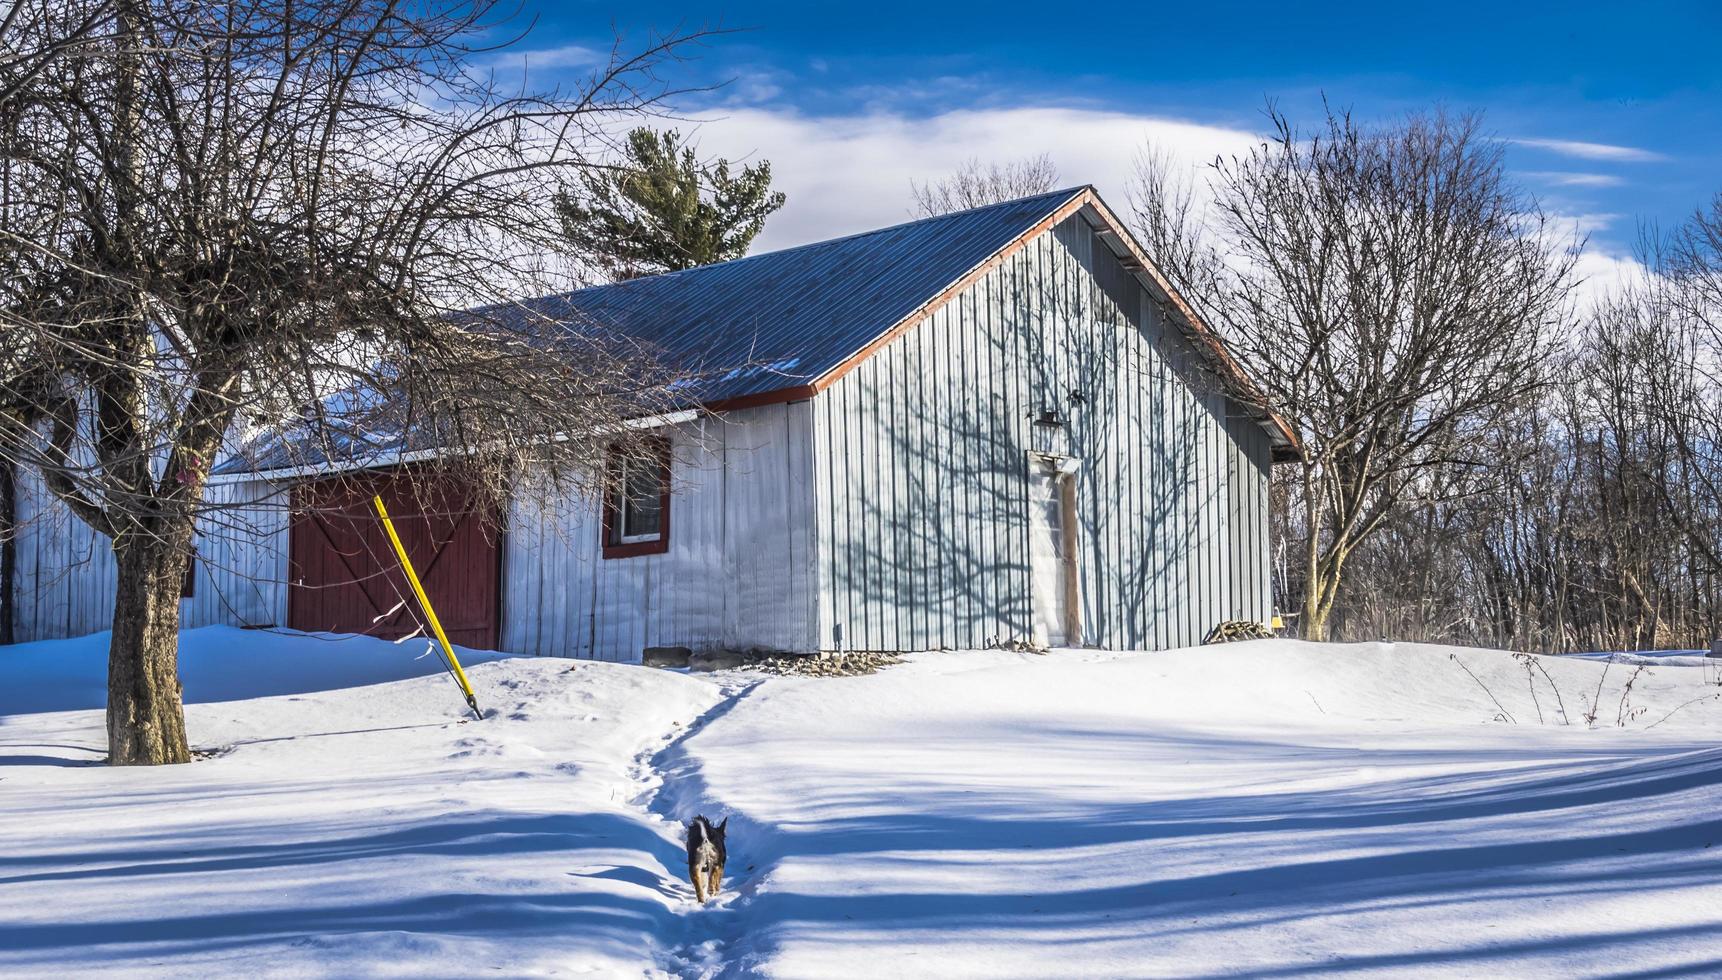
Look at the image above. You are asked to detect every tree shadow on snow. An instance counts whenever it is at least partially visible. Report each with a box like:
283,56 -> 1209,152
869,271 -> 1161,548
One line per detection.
710,729 -> 1722,975
0,807 -> 695,966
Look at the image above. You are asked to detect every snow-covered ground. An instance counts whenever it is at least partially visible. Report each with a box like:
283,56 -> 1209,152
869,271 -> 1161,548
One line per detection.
0,626 -> 518,715
2,633 -> 1720,978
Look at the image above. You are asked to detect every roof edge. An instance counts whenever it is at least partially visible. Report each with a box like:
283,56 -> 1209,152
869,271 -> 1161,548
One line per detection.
736,185 -> 1300,459
806,185 -> 1092,397
1073,192 -> 1302,458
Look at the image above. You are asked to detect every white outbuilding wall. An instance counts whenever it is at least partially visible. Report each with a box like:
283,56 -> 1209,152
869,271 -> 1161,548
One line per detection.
6,403 -> 818,661
808,213 -> 1274,653
9,468 -> 290,641
499,403 -> 818,660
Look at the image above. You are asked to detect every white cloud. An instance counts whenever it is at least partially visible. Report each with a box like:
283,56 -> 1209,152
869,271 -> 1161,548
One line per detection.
1512,137 -> 1666,163
682,105 -> 1644,312
1569,246 -> 1649,311
684,106 -> 1261,251
478,43 -> 602,82
1524,171 -> 1626,188
1535,210 -> 1647,310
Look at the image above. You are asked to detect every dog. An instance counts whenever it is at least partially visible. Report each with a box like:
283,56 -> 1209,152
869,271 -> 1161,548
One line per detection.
685,815 -> 728,903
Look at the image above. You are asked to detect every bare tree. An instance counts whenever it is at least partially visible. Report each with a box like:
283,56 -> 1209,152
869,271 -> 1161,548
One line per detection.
1292,249 -> 1722,656
1604,195 -> 1722,594
0,0 -> 714,764
1131,106 -> 1578,640
909,153 -> 1060,217
0,0 -> 119,104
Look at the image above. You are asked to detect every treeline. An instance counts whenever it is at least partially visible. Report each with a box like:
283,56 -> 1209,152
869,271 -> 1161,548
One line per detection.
1120,105 -> 1722,653
1280,199 -> 1722,653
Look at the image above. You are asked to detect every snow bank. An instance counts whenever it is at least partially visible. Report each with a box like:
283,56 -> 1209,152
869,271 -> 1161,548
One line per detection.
0,654 -> 724,976
2,634 -> 1719,977
671,642 -> 1722,977
0,625 -> 514,715
1566,648 -> 1720,667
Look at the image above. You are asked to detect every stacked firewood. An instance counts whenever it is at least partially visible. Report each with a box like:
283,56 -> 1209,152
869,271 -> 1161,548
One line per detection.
1203,620 -> 1275,644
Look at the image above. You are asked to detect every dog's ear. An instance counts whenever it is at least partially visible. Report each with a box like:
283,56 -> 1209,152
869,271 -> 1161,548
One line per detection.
717,817 -> 728,834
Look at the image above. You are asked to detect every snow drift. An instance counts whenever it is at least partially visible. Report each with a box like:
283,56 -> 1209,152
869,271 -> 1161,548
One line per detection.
1,633 -> 1718,977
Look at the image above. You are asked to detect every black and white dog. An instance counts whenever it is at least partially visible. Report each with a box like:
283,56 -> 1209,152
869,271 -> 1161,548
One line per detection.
685,815 -> 728,903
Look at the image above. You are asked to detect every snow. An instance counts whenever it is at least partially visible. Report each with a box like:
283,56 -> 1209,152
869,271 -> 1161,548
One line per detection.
3,635 -> 1720,977
1565,648 -> 1720,667
1,653 -> 726,976
0,626 -> 515,715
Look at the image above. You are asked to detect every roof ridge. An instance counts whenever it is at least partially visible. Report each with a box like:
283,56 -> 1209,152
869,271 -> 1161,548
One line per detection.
549,185 -> 1090,298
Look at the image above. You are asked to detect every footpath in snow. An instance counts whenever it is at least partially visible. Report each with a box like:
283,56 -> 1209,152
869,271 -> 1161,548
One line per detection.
2,629 -> 1721,978
1,627 -> 735,976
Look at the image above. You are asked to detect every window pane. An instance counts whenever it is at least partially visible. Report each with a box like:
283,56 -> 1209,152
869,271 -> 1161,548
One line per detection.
622,457 -> 662,538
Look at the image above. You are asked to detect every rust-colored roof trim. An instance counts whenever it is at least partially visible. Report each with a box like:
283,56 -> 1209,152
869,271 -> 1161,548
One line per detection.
703,383 -> 818,413
1074,192 -> 1301,457
806,189 -> 1094,398
703,186 -> 1301,459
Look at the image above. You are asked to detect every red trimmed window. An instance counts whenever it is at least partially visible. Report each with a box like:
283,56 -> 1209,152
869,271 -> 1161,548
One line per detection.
602,440 -> 671,559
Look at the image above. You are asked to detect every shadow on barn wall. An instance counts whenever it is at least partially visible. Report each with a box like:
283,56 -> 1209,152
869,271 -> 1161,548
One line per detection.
817,217 -> 1271,653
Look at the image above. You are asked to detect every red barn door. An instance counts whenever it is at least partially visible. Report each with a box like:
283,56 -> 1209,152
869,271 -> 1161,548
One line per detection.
288,470 -> 502,650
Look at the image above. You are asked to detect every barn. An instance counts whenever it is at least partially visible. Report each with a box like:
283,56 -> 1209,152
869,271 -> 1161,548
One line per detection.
6,186 -> 1296,659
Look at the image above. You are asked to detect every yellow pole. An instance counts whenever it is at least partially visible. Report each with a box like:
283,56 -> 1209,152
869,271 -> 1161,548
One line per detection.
372,495 -> 482,720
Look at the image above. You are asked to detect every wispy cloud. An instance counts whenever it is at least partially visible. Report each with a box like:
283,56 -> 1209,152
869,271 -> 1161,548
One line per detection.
688,106 -> 1258,252
684,105 -> 1645,312
477,43 -> 601,81
1512,137 -> 1667,163
1524,171 -> 1627,188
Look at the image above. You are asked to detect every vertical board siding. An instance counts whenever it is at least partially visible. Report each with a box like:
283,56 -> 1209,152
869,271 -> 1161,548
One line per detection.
10,405 -> 818,664
812,214 -> 1275,652
186,480 -> 292,631
8,470 -> 290,642
498,403 -> 818,662
10,466 -> 115,641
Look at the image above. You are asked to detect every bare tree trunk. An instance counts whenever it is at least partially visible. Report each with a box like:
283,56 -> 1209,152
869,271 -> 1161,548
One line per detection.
1302,551 -> 1329,641
1303,556 -> 1345,642
1297,464 -> 1328,641
98,0 -> 192,766
107,531 -> 191,765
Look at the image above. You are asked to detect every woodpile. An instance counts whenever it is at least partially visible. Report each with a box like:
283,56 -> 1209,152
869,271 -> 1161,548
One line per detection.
683,649 -> 905,676
1203,620 -> 1274,644
750,652 -> 905,677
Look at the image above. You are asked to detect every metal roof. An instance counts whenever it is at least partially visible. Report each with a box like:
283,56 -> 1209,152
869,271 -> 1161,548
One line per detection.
216,186 -> 1297,476
491,186 -> 1089,406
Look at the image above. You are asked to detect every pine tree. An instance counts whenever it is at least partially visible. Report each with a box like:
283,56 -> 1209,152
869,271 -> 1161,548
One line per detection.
557,128 -> 787,280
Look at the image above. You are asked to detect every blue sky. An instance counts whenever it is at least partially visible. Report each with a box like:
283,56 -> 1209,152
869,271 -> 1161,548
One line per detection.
512,1 -> 1720,282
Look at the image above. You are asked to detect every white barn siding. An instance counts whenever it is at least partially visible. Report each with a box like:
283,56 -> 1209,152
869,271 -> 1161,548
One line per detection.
183,480 -> 292,631
9,469 -> 289,642
499,403 -> 817,661
11,465 -> 115,641
9,406 -> 816,659
812,214 -> 1275,653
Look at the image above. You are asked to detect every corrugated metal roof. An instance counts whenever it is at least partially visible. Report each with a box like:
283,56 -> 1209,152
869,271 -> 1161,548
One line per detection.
215,188 -> 1085,476
491,186 -> 1088,405
215,185 -> 1299,476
